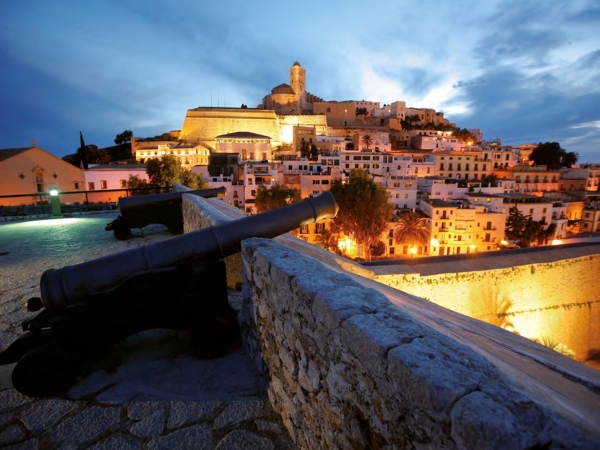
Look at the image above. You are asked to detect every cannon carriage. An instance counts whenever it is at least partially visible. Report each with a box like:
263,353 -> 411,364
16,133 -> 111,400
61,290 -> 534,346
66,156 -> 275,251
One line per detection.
0,192 -> 338,397
105,186 -> 227,239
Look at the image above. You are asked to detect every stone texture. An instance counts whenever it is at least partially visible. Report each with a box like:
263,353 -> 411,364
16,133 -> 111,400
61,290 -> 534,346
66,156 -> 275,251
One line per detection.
43,405 -> 122,445
241,238 -> 600,449
147,423 -> 212,450
214,399 -> 267,429
215,429 -> 275,450
167,401 -> 224,429
19,398 -> 79,432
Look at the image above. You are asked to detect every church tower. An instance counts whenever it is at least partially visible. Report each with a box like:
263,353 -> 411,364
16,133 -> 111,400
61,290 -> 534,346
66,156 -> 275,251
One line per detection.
290,62 -> 306,112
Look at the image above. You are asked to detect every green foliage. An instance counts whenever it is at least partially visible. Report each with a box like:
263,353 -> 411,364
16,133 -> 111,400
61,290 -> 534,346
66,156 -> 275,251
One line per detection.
530,142 -> 578,170
480,174 -> 499,187
370,240 -> 386,257
126,175 -> 151,195
329,169 -> 393,261
315,228 -> 342,255
361,134 -> 373,151
146,155 -> 208,189
394,210 -> 430,248
505,206 -> 556,247
114,130 -> 133,145
254,183 -> 301,213
532,336 -> 575,358
355,107 -> 368,116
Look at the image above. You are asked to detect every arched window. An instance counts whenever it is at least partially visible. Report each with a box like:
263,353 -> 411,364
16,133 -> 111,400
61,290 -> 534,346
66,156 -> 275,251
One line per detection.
34,170 -> 44,193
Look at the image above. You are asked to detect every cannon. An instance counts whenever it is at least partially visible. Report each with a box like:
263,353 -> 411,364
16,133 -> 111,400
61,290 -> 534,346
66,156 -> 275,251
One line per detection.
105,186 -> 227,239
0,192 -> 338,397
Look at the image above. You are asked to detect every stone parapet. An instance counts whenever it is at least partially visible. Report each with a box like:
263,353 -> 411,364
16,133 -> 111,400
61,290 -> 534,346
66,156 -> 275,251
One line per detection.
241,238 -> 600,449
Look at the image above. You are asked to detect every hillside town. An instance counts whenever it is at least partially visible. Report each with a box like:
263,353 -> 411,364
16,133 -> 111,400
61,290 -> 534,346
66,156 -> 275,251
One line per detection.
1,62 -> 599,260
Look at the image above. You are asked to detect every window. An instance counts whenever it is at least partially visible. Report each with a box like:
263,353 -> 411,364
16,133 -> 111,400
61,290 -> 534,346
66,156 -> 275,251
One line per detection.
486,198 -> 491,203
100,180 -> 108,190
74,182 -> 80,189
315,223 -> 325,234
251,190 -> 256,196
300,224 -> 309,234
439,163 -> 444,170
248,178 -> 253,185
313,180 -> 320,185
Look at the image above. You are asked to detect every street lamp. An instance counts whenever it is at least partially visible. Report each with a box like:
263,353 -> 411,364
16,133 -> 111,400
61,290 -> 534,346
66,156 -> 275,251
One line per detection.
49,188 -> 62,217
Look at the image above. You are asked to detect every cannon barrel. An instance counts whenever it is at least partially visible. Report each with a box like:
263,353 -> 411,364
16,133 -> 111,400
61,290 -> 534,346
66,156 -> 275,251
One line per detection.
118,186 -> 227,213
41,192 -> 338,310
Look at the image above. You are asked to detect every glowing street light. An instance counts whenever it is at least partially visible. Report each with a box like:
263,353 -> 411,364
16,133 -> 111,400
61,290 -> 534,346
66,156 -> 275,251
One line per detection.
49,188 -> 62,217
409,247 -> 417,258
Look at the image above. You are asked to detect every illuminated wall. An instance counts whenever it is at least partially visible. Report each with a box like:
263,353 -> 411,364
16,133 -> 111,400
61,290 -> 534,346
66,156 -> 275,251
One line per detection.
374,249 -> 600,361
178,108 -> 327,150
0,147 -> 86,206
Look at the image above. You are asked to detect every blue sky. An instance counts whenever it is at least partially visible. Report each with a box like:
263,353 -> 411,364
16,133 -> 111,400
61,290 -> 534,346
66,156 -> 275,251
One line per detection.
1,0 -> 599,163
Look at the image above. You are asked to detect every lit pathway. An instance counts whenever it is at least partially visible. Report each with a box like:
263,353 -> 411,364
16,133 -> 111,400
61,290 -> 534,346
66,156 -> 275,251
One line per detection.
0,213 -> 294,449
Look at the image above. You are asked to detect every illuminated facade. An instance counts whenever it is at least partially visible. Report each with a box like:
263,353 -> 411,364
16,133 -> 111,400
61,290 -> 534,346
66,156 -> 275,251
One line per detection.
134,141 -> 209,170
0,146 -> 85,206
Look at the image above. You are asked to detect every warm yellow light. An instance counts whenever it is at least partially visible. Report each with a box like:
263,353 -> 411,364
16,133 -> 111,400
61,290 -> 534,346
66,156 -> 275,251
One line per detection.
500,240 -> 509,246
470,245 -> 476,251
49,189 -> 59,196
551,239 -> 562,245
409,247 -> 417,254
430,238 -> 439,247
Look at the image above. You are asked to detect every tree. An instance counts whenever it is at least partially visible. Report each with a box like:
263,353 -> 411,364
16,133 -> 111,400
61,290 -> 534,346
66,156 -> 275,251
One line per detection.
146,155 -> 208,189
309,143 -> 319,161
530,142 -> 578,170
480,174 -> 499,187
300,140 -> 310,158
394,210 -> 430,252
329,169 -> 393,261
505,206 -> 529,243
505,206 -> 552,247
126,174 -> 151,195
254,183 -> 301,213
114,130 -> 133,145
361,134 -> 373,151
76,131 -> 90,169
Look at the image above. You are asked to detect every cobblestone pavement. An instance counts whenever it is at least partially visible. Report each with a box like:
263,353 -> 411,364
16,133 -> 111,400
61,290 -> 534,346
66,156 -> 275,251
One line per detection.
0,214 -> 294,449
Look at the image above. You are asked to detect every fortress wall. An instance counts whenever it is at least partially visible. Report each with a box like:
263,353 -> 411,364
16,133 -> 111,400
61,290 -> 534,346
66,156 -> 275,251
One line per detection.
179,108 -> 282,148
179,109 -> 329,149
373,252 -> 600,361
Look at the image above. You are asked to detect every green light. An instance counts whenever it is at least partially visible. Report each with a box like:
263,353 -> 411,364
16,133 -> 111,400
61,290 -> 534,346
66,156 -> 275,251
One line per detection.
50,189 -> 59,197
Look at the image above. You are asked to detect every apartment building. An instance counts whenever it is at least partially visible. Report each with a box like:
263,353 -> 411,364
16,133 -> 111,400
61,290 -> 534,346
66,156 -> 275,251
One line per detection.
134,141 -> 209,170
580,204 -> 600,233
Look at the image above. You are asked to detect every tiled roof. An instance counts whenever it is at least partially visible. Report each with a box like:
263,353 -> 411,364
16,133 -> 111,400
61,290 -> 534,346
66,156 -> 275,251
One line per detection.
0,147 -> 32,163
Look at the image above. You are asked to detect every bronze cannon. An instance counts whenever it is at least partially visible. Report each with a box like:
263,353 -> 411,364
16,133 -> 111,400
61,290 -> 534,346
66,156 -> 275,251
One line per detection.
105,186 -> 227,239
0,192 -> 338,397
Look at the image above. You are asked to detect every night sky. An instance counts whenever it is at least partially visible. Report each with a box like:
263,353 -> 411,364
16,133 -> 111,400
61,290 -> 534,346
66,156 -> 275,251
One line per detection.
1,0 -> 599,163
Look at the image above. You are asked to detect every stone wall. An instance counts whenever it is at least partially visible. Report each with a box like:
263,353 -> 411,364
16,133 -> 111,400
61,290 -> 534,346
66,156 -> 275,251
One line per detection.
181,192 -> 600,449
240,239 -> 600,449
370,247 -> 600,361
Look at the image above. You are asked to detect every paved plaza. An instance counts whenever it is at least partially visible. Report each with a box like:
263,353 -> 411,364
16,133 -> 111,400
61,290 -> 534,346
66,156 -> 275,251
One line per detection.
0,213 -> 293,449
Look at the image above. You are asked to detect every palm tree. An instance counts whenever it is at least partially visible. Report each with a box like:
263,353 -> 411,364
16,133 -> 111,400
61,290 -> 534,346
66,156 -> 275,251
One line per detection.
394,210 -> 430,254
361,134 -> 373,151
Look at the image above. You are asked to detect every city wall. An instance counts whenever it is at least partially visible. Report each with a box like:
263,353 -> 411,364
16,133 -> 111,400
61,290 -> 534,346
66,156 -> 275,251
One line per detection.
178,108 -> 328,150
369,248 -> 600,362
180,188 -> 600,449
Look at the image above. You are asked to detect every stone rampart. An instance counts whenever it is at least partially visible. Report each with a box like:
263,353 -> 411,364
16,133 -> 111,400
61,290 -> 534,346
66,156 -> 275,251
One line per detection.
181,193 -> 600,449
368,247 -> 600,361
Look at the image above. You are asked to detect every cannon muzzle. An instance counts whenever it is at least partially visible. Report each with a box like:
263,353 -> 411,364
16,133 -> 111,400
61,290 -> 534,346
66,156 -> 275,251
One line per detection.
42,192 -> 338,310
